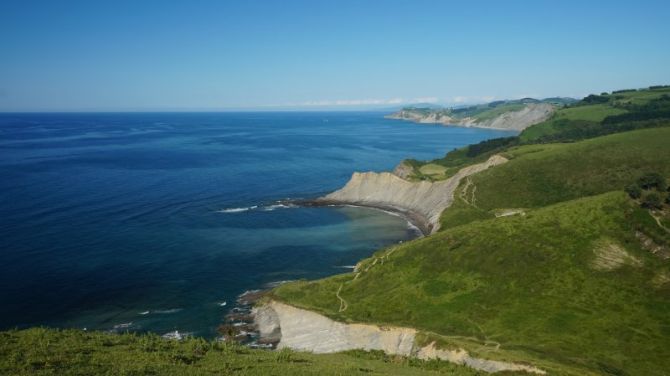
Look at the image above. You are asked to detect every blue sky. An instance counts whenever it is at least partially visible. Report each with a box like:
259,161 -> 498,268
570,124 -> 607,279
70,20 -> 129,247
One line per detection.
1,0 -> 669,111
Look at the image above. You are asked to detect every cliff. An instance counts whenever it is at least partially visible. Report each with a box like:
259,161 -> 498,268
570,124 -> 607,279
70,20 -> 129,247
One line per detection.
387,103 -> 554,131
317,155 -> 508,234
253,300 -> 545,374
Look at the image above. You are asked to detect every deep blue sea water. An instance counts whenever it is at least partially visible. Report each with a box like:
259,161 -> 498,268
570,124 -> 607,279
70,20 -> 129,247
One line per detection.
0,112 -> 509,337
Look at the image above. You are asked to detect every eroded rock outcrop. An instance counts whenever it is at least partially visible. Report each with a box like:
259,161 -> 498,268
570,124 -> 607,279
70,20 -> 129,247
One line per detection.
254,301 -> 415,355
318,155 -> 508,234
253,300 -> 545,374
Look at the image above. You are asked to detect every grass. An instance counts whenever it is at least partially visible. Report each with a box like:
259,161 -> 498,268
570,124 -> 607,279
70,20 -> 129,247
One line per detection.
0,328 -> 482,375
438,127 -> 670,230
418,163 -> 448,178
519,104 -> 626,142
473,127 -> 670,209
274,191 -> 670,375
520,86 -> 670,143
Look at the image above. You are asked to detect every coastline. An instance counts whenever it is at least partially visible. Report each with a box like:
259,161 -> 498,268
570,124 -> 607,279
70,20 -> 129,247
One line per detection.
298,199 -> 430,237
384,114 -> 520,131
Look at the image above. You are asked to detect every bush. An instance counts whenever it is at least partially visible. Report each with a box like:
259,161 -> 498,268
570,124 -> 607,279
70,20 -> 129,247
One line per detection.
580,94 -> 609,104
466,136 -> 518,157
625,184 -> 642,199
641,193 -> 663,210
638,173 -> 667,191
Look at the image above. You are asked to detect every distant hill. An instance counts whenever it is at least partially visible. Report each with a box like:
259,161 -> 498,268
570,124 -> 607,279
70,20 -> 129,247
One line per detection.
386,97 -> 577,131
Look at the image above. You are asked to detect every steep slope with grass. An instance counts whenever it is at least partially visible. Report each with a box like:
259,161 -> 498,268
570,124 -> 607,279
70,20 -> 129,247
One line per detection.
274,191 -> 670,375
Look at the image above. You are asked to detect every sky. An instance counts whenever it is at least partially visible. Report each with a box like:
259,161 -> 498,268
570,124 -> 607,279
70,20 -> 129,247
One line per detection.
1,0 -> 669,111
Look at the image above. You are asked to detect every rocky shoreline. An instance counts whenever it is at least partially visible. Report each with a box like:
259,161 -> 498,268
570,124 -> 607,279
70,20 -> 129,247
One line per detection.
299,199 -> 431,236
306,155 -> 508,234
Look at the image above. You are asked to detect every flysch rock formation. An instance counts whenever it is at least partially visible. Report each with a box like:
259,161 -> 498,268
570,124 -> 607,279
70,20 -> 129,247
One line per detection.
318,154 -> 508,234
254,300 -> 545,374
387,103 -> 554,131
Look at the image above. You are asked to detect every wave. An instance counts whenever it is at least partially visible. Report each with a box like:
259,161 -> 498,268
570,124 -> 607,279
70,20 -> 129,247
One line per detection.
260,203 -> 295,211
217,206 -> 257,213
162,330 -> 192,340
217,202 -> 296,213
113,322 -> 133,329
153,308 -> 182,314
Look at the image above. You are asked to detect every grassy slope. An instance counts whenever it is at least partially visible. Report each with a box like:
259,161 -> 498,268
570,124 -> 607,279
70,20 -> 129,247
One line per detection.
0,328 -> 480,376
518,104 -> 626,142
274,191 -> 670,375
520,86 -> 670,143
406,86 -> 670,182
440,127 -> 670,230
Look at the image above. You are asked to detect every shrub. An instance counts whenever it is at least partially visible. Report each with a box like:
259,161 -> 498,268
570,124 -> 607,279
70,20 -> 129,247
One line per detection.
625,184 -> 642,199
466,136 -> 518,157
638,173 -> 667,191
641,193 -> 663,210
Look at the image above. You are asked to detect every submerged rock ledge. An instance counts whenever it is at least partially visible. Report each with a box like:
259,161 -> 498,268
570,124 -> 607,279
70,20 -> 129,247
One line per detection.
253,300 -> 545,374
313,154 -> 508,235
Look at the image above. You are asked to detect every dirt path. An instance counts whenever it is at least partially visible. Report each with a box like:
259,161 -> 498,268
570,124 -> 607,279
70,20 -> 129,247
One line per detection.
650,212 -> 670,233
336,284 -> 348,312
459,177 -> 479,208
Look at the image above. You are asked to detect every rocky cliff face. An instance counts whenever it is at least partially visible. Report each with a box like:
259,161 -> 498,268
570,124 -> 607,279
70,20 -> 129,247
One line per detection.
318,155 -> 508,234
254,301 -> 415,355
253,300 -> 545,374
388,103 -> 554,131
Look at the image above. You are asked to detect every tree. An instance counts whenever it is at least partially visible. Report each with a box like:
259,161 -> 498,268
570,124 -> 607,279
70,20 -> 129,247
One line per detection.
641,193 -> 663,210
638,173 -> 667,190
625,184 -> 642,199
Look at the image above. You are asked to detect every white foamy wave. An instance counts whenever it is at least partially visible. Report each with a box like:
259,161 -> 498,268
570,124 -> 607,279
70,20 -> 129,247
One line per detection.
154,308 -> 182,314
218,202 -> 296,213
261,203 -> 295,211
138,311 -> 150,315
217,205 -> 257,213
162,330 -> 192,340
263,280 -> 293,288
113,322 -> 133,329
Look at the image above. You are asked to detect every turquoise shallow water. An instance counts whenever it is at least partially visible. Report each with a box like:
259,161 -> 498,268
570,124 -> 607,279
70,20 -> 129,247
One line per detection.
0,112 -> 510,337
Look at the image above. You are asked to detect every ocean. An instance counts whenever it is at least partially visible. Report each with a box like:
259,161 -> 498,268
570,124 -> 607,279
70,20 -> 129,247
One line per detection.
0,112 -> 510,338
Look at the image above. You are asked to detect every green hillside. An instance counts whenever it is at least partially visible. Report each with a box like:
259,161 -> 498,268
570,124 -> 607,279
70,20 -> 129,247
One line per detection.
403,86 -> 670,182
274,191 -> 670,375
0,328 -> 479,376
440,127 -> 670,230
274,120 -> 670,375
